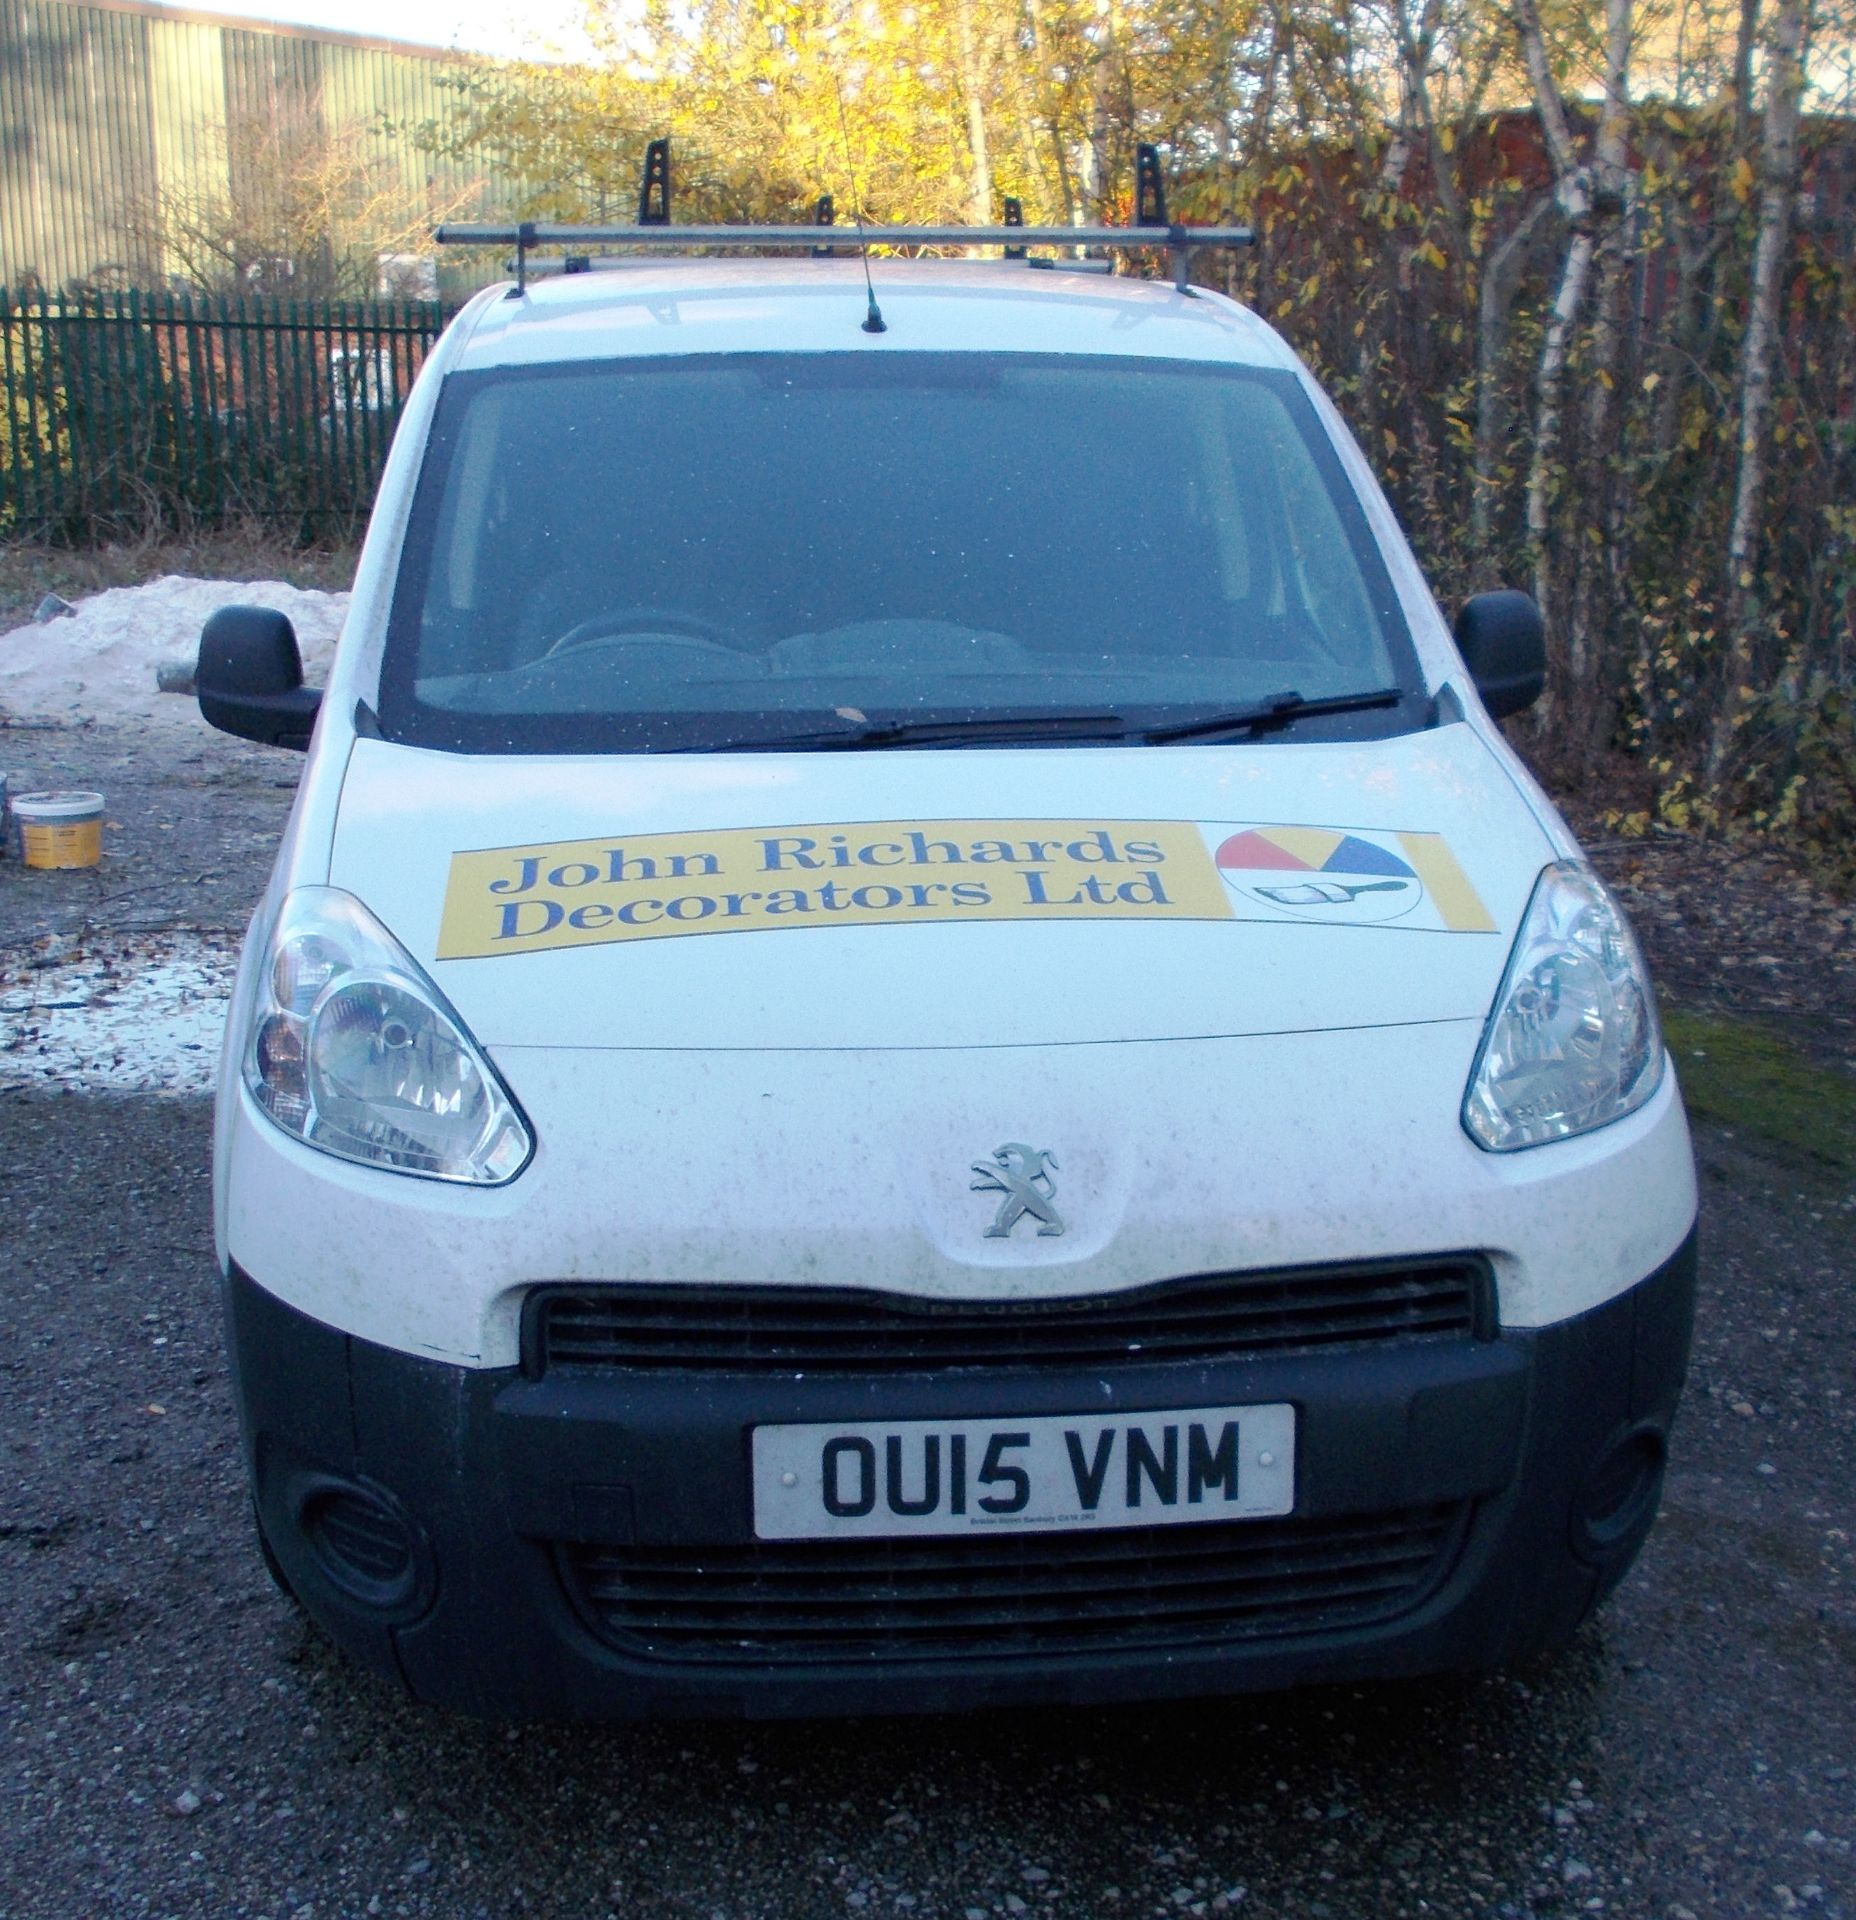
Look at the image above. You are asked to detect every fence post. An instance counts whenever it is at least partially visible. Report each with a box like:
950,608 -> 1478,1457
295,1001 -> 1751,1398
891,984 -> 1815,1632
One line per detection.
119,287 -> 142,525
1,291 -> 28,534
184,289 -> 211,519
22,287 -> 51,533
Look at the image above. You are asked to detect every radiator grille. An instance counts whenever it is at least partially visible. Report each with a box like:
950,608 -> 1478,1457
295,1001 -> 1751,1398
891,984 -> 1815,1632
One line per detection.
560,1504 -> 1468,1665
528,1260 -> 1489,1376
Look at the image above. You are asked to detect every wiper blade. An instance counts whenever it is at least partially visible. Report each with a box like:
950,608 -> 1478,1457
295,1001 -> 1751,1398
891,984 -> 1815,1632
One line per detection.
680,711 -> 1128,753
667,692 -> 1405,753
1143,686 -> 1404,744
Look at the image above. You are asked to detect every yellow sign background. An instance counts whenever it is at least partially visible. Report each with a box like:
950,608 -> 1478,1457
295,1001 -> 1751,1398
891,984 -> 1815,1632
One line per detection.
437,819 -> 1231,959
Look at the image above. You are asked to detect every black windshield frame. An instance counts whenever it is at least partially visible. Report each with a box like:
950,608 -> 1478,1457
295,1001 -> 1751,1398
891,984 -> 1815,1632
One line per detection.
376,351 -> 1428,755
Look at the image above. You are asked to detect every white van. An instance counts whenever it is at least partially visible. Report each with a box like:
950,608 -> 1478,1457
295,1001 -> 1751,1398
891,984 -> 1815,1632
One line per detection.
198,236 -> 1697,1720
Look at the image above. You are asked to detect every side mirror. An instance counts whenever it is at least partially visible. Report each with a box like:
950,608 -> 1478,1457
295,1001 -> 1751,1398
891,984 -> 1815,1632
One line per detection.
1454,590 -> 1546,719
196,605 -> 323,750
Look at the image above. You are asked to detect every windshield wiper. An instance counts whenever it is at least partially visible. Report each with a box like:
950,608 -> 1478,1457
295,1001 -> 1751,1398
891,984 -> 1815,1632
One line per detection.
1143,686 -> 1405,744
663,690 -> 1405,753
675,711 -> 1128,752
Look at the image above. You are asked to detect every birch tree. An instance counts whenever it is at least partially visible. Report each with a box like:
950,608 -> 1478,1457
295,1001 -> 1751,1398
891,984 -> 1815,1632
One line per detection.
1470,195 -> 1551,553
1708,0 -> 1812,779
1567,0 -> 1642,759
1514,0 -> 1599,631
1512,0 -> 1634,737
953,0 -> 997,223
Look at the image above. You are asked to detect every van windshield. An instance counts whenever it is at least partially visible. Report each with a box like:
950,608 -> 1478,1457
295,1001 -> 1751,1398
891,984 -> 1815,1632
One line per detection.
378,352 -> 1422,753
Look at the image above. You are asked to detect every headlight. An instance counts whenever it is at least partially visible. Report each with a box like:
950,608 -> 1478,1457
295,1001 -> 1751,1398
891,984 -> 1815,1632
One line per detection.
243,887 -> 532,1184
1463,861 -> 1663,1152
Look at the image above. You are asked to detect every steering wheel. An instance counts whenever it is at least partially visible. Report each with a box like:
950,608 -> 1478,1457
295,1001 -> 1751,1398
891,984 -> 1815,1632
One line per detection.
541,608 -> 734,659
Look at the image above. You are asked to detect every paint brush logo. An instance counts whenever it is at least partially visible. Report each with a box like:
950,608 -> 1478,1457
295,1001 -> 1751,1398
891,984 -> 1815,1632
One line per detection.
1214,828 -> 1423,924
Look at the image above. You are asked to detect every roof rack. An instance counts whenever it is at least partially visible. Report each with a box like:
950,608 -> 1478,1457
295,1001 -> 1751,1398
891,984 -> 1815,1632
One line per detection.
437,140 -> 1252,298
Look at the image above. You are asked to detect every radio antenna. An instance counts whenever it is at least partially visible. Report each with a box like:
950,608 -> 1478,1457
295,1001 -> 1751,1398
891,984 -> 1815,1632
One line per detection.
832,77 -> 886,335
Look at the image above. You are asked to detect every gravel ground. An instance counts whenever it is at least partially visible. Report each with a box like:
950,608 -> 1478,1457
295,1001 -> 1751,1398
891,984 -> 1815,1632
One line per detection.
2,716 -> 1854,1920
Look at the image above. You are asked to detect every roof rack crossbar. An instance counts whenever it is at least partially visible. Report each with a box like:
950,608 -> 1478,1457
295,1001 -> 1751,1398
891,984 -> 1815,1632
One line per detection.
440,221 -> 1254,296
439,222 -> 1253,249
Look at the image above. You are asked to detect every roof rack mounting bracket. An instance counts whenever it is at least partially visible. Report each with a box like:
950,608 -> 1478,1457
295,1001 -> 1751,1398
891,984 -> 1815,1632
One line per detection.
507,220 -> 537,298
813,193 -> 835,258
1171,227 -> 1193,295
1002,197 -> 1026,260
638,138 -> 671,226
1130,145 -> 1195,295
1135,144 -> 1169,228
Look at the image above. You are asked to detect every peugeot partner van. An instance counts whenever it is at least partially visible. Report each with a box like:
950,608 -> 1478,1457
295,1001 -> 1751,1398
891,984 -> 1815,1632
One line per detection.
198,236 -> 1697,1719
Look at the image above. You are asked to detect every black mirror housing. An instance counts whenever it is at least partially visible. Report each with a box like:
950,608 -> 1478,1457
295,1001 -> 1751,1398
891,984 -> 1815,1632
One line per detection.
196,605 -> 323,749
1454,590 -> 1547,719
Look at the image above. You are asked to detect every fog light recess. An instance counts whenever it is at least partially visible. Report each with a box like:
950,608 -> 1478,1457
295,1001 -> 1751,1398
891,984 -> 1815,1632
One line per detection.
1572,1426 -> 1667,1564
298,1479 -> 420,1608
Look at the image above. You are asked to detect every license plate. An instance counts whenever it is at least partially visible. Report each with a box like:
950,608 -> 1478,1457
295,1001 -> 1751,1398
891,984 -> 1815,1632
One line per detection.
751,1403 -> 1295,1541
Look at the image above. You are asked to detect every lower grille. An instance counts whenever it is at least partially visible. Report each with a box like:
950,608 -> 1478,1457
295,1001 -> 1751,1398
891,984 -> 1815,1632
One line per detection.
527,1258 -> 1490,1376
560,1504 -> 1468,1666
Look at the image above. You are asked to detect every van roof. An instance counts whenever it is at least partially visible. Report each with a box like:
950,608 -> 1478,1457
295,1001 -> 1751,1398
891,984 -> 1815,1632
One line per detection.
452,257 -> 1298,375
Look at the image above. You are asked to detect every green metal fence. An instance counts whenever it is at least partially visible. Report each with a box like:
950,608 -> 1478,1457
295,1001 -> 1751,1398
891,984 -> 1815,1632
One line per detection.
0,287 -> 457,540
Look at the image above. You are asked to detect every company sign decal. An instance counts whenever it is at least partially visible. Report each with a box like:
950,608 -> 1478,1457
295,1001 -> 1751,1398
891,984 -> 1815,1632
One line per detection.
435,818 -> 1495,960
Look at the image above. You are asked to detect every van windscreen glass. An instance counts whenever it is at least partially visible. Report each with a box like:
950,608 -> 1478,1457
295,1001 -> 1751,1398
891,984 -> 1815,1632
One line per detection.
378,353 -> 1421,753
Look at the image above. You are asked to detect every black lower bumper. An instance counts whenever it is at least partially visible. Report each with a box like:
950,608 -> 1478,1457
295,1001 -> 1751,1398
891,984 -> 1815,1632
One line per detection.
223,1231 -> 1697,1720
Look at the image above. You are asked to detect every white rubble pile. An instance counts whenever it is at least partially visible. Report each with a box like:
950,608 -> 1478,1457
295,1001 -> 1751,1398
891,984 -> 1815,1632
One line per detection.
0,929 -> 241,1093
0,574 -> 347,728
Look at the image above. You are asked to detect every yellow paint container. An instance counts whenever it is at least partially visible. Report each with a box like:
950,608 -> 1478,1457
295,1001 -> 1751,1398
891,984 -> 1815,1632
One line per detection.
12,789 -> 105,869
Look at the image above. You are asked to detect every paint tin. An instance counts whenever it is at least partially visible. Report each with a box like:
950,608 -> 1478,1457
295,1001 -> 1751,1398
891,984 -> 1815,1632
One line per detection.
12,789 -> 106,869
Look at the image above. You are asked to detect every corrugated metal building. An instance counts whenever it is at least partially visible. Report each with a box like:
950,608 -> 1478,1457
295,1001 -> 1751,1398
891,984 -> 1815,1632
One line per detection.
0,0 -> 493,288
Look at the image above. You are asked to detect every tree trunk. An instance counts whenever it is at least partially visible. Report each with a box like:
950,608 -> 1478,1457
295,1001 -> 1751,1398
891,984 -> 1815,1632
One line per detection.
1527,227 -> 1596,617
1565,0 -> 1638,762
953,0 -> 993,227
1390,0 -> 1468,247
1051,121 -> 1081,224
1707,0 -> 1809,781
1471,195 -> 1551,556
1513,0 -> 1592,637
1513,0 -> 1630,738
1732,0 -> 1762,149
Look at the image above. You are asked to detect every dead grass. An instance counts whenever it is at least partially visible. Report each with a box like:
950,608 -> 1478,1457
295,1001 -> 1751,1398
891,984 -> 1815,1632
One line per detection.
0,525 -> 358,629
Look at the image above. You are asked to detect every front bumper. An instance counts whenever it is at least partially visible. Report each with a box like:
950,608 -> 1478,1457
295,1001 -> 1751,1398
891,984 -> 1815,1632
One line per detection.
225,1227 -> 1697,1720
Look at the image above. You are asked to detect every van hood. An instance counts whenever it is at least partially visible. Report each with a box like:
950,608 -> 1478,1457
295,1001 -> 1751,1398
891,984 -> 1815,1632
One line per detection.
325,727 -> 1554,1051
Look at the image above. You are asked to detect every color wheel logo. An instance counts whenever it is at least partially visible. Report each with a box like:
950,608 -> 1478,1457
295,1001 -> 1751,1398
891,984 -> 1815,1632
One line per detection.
1214,827 -> 1424,923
